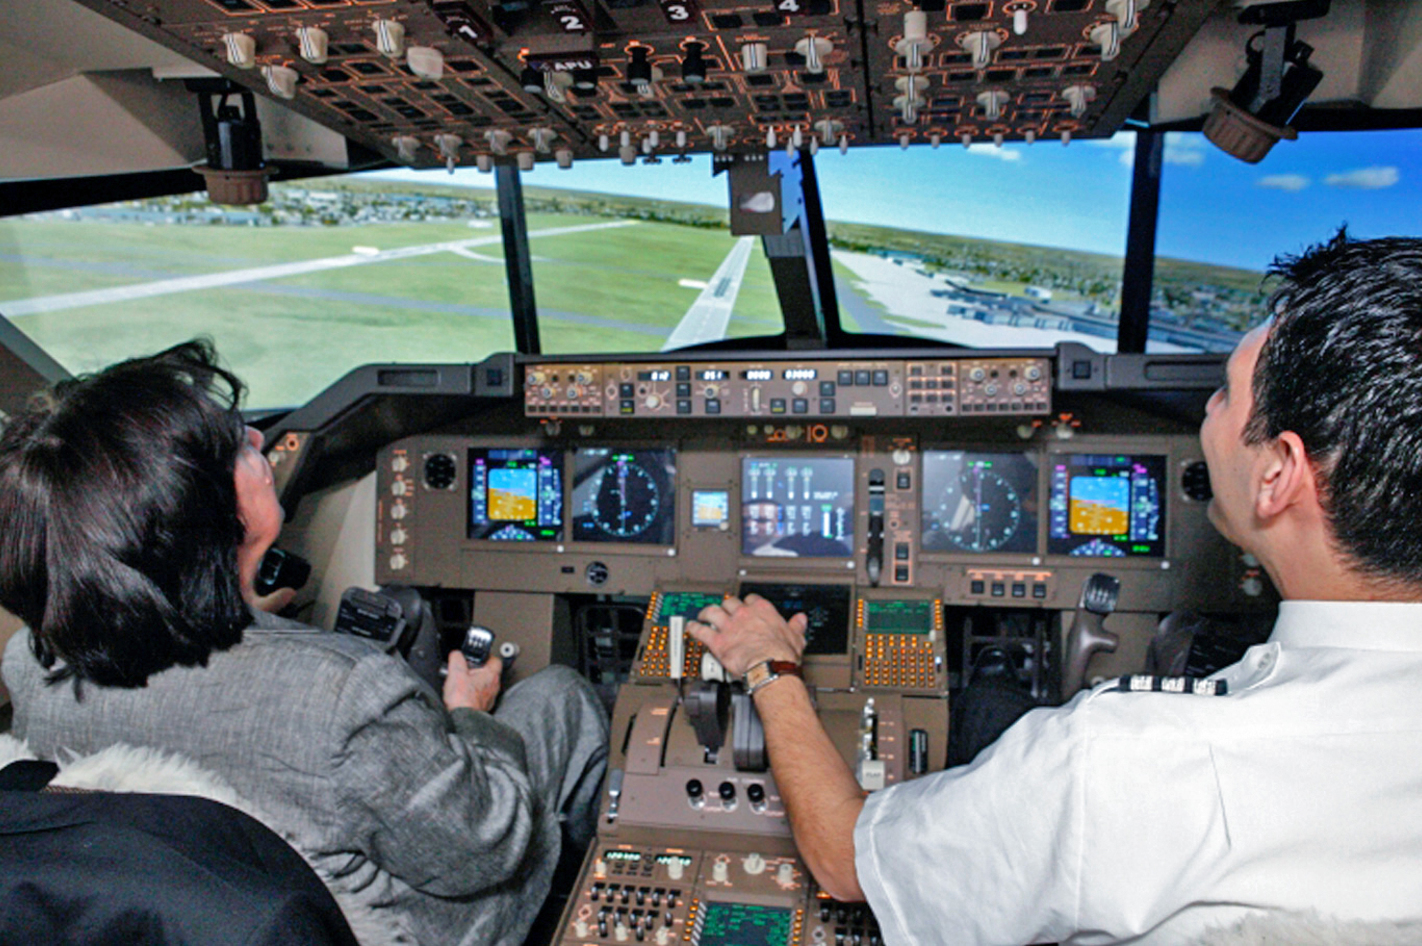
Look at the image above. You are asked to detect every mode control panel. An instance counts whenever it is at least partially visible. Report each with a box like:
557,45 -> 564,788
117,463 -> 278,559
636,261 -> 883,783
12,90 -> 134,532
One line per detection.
525,358 -> 1051,420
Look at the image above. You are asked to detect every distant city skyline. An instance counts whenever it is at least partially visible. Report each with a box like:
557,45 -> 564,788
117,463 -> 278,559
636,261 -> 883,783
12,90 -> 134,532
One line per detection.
369,127 -> 1422,273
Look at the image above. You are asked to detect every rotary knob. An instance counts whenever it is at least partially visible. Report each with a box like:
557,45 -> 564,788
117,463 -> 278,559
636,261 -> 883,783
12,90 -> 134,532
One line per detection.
390,501 -> 407,520
390,527 -> 407,545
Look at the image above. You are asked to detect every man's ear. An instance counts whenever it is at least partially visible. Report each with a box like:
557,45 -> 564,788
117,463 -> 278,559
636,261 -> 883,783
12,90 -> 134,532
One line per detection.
1254,431 -> 1316,521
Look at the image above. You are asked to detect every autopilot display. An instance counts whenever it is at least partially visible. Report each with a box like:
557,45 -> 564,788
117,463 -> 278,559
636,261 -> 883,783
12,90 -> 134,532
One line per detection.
467,448 -> 564,542
1047,454 -> 1167,557
921,451 -> 1039,554
738,582 -> 852,656
572,448 -> 677,545
740,457 -> 855,558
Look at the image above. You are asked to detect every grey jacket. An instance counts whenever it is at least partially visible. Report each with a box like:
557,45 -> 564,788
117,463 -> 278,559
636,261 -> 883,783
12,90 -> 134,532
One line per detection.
2,611 -> 560,946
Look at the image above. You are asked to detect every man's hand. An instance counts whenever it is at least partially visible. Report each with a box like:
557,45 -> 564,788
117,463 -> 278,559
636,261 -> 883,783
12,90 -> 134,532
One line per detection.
687,594 -> 809,677
443,651 -> 503,713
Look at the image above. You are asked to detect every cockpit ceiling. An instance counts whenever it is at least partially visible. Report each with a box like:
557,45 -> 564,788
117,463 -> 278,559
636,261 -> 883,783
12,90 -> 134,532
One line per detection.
67,0 -> 1217,168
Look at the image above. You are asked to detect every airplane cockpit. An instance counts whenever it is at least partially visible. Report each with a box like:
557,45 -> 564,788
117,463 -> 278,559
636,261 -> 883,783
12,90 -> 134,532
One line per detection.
3,0 -> 1422,942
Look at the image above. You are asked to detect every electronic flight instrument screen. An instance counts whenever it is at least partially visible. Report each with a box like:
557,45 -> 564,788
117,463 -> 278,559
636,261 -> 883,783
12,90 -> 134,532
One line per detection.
921,451 -> 1039,554
1047,454 -> 1167,557
740,456 -> 855,558
739,582 -> 852,656
467,448 -> 564,542
692,902 -> 794,946
571,448 -> 676,545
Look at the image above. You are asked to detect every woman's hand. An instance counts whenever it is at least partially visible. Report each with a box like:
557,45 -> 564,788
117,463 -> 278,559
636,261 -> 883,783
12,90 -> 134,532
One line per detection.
442,651 -> 503,713
252,586 -> 296,614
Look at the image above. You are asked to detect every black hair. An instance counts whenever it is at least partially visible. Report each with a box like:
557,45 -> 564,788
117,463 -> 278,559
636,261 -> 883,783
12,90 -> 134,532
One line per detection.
0,339 -> 254,687
1245,228 -> 1422,586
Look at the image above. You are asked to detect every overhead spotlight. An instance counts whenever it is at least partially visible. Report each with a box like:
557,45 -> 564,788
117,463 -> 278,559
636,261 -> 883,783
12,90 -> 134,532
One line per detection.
191,82 -> 268,205
1202,0 -> 1327,163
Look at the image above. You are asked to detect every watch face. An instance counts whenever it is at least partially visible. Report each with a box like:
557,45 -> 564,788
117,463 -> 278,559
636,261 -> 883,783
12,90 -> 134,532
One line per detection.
745,663 -> 772,687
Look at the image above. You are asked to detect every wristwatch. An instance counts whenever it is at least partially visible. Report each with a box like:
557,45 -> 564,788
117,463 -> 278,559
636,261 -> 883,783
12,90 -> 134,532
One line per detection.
743,659 -> 803,695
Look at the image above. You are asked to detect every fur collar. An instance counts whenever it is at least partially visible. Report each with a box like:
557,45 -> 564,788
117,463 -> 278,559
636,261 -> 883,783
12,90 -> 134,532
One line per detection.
0,734 -> 412,946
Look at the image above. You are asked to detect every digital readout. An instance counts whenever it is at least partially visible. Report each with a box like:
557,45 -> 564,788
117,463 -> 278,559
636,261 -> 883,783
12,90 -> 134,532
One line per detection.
637,370 -> 671,382
699,370 -> 728,381
783,369 -> 818,380
742,369 -> 773,381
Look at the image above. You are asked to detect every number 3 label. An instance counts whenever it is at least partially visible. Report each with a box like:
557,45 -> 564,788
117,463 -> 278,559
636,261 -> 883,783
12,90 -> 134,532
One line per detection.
658,0 -> 700,24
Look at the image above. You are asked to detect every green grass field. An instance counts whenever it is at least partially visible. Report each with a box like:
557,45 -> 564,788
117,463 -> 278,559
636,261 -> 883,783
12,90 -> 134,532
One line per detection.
0,201 -> 784,407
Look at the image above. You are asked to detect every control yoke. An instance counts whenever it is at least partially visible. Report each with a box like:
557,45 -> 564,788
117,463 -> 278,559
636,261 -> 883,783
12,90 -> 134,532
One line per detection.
1063,573 -> 1121,699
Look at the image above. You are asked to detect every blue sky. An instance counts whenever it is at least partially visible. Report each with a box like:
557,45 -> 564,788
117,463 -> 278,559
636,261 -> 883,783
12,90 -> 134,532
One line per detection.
370,126 -> 1422,274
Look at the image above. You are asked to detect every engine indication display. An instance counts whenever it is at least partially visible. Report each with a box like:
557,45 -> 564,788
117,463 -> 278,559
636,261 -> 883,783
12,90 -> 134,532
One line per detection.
1048,454 -> 1167,557
468,448 -> 563,542
572,448 -> 676,545
741,456 -> 855,558
921,451 -> 1039,554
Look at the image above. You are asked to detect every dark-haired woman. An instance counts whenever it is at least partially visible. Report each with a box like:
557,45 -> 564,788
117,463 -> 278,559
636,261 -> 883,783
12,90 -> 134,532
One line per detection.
0,341 -> 607,946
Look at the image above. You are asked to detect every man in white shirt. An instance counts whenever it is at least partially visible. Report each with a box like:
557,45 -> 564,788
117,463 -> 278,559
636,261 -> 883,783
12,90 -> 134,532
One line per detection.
688,230 -> 1422,944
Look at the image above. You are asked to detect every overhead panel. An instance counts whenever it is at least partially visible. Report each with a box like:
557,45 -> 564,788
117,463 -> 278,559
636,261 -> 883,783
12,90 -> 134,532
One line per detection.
71,0 -> 1221,167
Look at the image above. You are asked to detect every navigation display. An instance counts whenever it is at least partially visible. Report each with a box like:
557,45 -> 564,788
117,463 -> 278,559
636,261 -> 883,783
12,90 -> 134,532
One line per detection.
921,451 -> 1038,554
1047,454 -> 1167,557
740,456 -> 855,558
739,582 -> 851,656
571,448 -> 676,545
467,448 -> 563,542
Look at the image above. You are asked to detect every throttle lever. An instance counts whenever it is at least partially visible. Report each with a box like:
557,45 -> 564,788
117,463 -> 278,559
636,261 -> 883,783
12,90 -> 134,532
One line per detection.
1063,573 -> 1121,699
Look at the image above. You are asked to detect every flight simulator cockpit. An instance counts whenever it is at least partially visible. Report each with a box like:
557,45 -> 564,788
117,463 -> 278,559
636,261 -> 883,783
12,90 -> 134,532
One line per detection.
3,0 -> 1422,943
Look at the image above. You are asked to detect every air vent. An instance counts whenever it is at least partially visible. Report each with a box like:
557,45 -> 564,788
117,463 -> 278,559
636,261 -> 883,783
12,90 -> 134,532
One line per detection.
424,453 -> 458,491
1181,461 -> 1212,502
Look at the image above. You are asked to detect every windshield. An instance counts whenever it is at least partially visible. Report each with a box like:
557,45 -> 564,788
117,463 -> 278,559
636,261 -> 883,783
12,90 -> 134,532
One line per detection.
0,177 -> 515,410
815,135 -> 1135,351
1152,128 -> 1422,352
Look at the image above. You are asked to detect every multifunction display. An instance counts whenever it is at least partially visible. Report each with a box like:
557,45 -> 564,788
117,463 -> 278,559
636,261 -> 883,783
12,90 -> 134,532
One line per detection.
740,456 -> 855,558
1047,454 -> 1167,557
467,448 -> 564,542
739,582 -> 851,656
571,448 -> 676,545
863,599 -> 936,634
693,902 -> 793,946
921,451 -> 1039,554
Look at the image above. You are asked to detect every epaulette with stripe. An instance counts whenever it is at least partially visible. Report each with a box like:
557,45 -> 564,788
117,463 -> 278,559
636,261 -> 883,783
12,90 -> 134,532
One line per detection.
1108,674 -> 1228,696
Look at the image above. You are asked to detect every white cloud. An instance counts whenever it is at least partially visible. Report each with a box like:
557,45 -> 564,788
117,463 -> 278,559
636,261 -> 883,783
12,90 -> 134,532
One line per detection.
1163,140 -> 1206,167
965,144 -> 1022,162
1104,134 -> 1205,170
1324,166 -> 1400,189
1258,174 -> 1311,192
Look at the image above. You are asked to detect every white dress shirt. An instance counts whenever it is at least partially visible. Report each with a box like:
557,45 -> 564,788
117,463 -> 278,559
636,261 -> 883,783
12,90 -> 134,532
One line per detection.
854,601 -> 1422,945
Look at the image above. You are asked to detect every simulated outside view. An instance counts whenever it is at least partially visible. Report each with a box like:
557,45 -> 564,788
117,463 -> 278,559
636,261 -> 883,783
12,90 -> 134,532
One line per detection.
1,127 -> 1418,408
